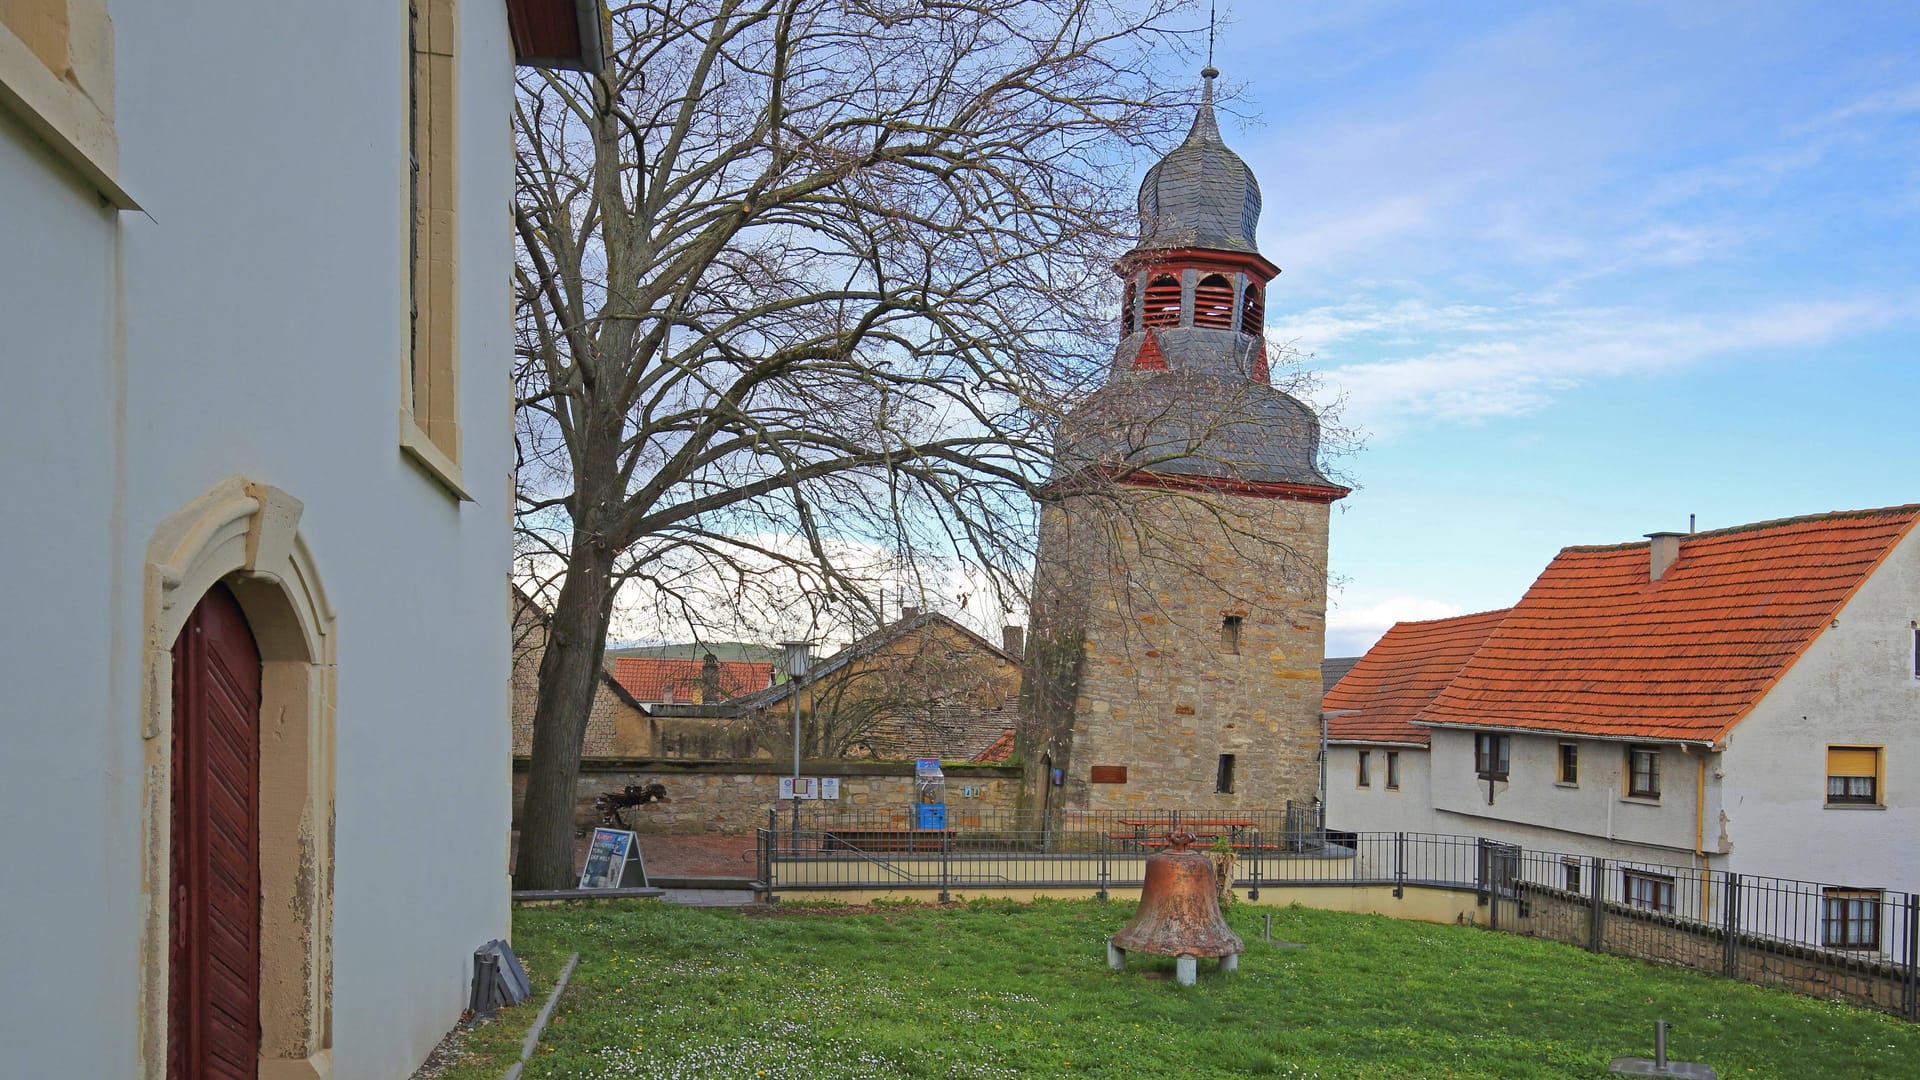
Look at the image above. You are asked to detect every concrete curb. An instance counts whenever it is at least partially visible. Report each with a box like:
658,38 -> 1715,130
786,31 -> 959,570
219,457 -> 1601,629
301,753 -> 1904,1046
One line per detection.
502,952 -> 579,1080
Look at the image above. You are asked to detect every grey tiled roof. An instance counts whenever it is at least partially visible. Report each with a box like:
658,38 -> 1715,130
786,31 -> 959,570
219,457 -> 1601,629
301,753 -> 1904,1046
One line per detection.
1056,368 -> 1334,489
1137,93 -> 1261,253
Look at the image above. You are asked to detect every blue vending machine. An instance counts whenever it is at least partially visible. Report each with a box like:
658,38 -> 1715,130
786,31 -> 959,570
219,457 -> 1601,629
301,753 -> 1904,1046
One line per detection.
913,758 -> 947,830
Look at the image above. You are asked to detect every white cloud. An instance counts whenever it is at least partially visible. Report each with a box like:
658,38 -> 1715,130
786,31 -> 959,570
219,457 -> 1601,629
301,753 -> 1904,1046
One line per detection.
1326,594 -> 1467,656
1278,294 -> 1911,437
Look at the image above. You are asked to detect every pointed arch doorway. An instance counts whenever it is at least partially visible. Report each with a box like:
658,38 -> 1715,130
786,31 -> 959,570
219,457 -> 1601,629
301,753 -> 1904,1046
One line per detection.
170,582 -> 262,1080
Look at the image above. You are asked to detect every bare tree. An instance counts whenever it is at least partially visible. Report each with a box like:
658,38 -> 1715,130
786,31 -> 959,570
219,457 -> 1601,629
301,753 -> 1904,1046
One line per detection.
510,0 -> 1207,887
741,616 -> 1019,761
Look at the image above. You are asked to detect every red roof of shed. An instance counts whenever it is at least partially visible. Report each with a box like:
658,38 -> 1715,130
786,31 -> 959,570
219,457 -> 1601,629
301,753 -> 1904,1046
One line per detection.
610,657 -> 773,703
1324,608 -> 1511,745
1415,506 -> 1920,744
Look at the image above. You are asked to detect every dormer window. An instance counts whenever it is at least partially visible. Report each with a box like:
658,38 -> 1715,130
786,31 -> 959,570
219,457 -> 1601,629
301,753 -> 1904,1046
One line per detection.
1192,274 -> 1234,328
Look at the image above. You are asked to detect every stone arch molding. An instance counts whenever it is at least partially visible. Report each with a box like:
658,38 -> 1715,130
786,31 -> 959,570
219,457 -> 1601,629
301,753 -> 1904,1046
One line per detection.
140,475 -> 336,1080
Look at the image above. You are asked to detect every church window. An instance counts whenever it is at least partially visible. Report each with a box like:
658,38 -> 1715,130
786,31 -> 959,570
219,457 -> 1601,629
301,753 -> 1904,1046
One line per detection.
1241,284 -> 1264,334
1121,276 -> 1137,335
1192,274 -> 1234,328
402,0 -> 468,498
1215,754 -> 1235,793
1142,274 -> 1181,327
1220,614 -> 1242,654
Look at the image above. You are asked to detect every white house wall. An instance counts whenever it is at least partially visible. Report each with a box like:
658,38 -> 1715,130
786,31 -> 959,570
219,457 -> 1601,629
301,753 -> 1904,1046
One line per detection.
1323,746 -> 1438,835
1427,728 -> 1718,862
0,2 -> 515,1076
1719,525 -> 1920,895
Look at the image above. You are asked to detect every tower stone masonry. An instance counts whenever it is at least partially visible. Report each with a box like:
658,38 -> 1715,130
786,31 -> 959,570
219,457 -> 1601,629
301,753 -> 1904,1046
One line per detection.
1017,69 -> 1349,816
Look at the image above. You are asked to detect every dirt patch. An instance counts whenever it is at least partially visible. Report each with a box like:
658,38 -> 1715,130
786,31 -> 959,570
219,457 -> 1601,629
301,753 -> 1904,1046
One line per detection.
509,832 -> 758,880
407,1019 -> 470,1079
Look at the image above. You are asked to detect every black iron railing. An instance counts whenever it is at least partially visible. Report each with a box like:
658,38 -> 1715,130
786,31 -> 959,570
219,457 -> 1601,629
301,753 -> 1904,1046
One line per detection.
756,812 -> 1920,1021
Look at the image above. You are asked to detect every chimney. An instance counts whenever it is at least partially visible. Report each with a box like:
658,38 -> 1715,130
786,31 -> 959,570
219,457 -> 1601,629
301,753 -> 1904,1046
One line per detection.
700,652 -> 721,703
1001,625 -> 1025,658
1646,531 -> 1685,582
901,605 -> 922,621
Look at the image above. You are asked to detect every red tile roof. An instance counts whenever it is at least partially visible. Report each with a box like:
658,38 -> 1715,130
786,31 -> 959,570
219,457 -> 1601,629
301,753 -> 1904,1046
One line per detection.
1323,608 -> 1511,745
1415,506 -> 1920,744
610,657 -> 774,704
972,728 -> 1016,764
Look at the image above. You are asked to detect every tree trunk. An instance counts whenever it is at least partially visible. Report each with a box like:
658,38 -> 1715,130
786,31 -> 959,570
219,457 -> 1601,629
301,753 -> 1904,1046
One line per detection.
513,539 -> 618,890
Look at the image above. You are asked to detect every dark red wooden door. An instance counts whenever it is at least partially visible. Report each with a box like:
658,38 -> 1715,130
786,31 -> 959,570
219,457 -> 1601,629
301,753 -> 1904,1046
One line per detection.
170,583 -> 261,1080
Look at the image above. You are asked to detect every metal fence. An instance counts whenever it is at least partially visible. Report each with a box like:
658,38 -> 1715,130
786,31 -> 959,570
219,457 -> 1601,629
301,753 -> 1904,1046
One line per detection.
757,810 -> 1920,1021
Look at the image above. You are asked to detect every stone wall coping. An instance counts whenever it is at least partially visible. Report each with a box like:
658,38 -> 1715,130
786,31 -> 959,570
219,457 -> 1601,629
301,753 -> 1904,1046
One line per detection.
511,757 -> 1021,779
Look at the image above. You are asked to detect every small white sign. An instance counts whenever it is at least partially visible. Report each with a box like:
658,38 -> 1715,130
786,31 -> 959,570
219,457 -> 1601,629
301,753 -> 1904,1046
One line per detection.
819,778 -> 840,800
779,777 -> 818,799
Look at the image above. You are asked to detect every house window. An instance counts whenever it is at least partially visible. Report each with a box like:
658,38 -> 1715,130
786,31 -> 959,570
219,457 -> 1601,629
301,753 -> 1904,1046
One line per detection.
1356,750 -> 1371,788
1385,751 -> 1401,790
1626,745 -> 1661,799
1826,746 -> 1882,805
402,0 -> 466,496
1220,614 -> 1242,655
1822,889 -> 1883,950
1624,869 -> 1675,914
1558,742 -> 1579,785
1474,733 -> 1509,780
1215,753 -> 1235,794
1563,858 -> 1583,893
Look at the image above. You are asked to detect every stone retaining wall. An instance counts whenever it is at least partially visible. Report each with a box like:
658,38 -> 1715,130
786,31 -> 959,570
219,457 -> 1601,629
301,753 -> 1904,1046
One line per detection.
511,758 -> 1022,834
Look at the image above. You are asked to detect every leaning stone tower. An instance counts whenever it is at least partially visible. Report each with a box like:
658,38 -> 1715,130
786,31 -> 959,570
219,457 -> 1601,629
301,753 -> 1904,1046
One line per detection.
1018,69 -> 1348,817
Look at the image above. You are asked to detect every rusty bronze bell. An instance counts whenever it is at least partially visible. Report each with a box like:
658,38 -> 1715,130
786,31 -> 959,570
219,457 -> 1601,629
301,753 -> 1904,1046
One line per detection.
1107,831 -> 1244,985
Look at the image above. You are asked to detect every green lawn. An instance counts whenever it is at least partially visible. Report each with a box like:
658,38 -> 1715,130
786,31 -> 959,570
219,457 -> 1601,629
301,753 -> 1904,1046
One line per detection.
437,898 -> 1920,1079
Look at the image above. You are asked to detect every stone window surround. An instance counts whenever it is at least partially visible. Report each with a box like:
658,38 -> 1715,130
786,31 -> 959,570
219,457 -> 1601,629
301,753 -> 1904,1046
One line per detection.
0,0 -> 137,207
400,0 -> 468,499
141,476 -> 336,1080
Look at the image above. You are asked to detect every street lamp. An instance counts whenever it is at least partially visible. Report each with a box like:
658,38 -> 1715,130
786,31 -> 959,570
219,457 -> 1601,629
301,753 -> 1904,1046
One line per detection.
778,640 -> 812,847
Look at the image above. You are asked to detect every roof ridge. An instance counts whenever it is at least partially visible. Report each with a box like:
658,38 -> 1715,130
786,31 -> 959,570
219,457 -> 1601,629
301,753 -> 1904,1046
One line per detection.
1387,606 -> 1514,628
1561,504 -> 1920,553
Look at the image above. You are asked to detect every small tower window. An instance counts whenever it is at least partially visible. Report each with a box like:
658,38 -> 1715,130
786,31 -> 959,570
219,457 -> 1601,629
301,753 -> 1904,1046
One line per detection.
1215,754 -> 1236,794
1121,276 -> 1137,335
1142,274 -> 1181,327
1240,284 -> 1264,334
1220,614 -> 1242,654
1193,274 -> 1234,328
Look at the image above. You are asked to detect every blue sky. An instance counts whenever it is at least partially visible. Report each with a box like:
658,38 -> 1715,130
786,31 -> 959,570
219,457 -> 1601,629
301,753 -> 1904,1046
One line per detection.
1202,1 -> 1920,655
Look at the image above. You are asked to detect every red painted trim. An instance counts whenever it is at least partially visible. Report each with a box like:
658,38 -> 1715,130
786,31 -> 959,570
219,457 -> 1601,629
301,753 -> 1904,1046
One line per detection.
1132,331 -> 1168,371
1117,247 -> 1281,282
1115,469 -> 1350,503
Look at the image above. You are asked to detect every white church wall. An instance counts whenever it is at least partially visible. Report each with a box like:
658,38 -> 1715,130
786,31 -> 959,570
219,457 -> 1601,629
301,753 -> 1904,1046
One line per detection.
0,1 -> 516,1075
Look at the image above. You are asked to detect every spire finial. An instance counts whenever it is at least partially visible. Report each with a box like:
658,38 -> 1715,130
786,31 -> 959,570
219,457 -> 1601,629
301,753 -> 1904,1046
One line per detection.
1207,0 -> 1217,70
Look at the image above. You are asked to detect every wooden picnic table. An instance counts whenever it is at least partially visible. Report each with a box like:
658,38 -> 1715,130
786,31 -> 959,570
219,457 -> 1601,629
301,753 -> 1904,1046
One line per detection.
1109,817 -> 1261,849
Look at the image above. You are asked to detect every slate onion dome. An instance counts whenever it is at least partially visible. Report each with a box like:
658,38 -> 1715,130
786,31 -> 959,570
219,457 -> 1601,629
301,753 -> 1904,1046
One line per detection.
1137,67 -> 1261,254
1056,69 -> 1345,497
